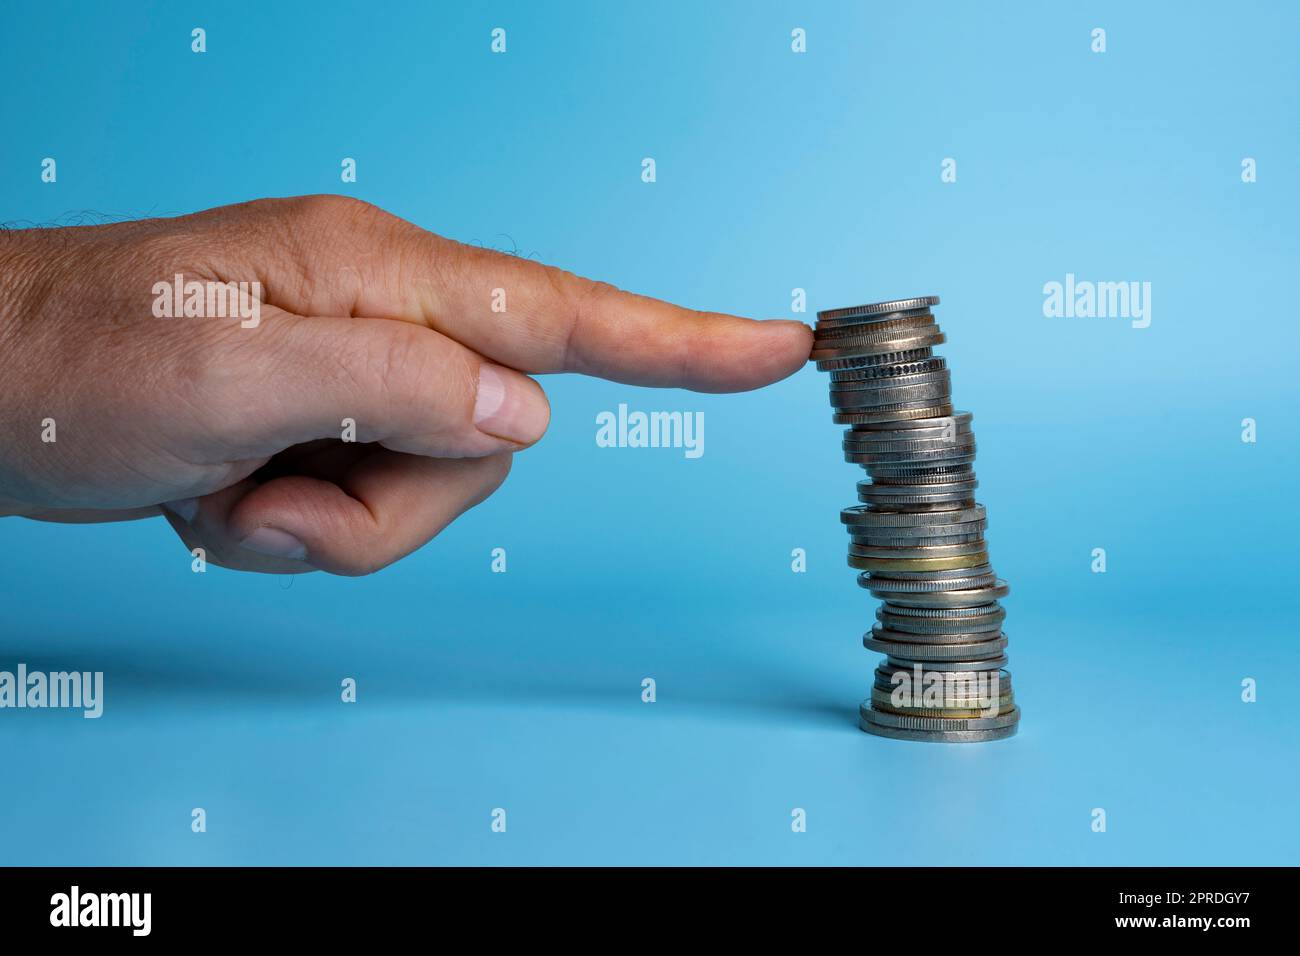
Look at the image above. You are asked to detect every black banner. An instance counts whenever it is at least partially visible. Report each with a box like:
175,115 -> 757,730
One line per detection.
0,866 -> 1283,940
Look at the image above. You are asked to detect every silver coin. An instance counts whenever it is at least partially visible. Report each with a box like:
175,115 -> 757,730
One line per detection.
873,675 -> 1011,696
814,331 -> 947,367
881,601 -> 1003,618
829,368 -> 951,393
816,346 -> 935,372
877,614 -> 1005,635
850,411 -> 972,432
860,500 -> 975,514
814,315 -> 939,341
815,309 -> 932,333
881,657 -> 1010,673
843,434 -> 974,452
849,541 -> 988,559
814,311 -> 938,339
848,521 -> 987,541
859,717 -> 1019,742
864,573 -> 999,594
870,469 -> 977,486
870,624 -> 1009,645
859,492 -> 976,509
815,314 -> 935,340
811,323 -> 942,358
878,580 -> 1011,608
834,402 -> 956,425
842,504 -> 985,527
879,605 -> 1005,624
828,357 -> 946,382
832,384 -> 953,410
816,296 -> 941,322
860,703 -> 1020,731
845,445 -> 975,465
847,420 -> 972,440
876,661 -> 1009,680
848,445 -> 977,465
816,307 -> 933,334
866,460 -> 975,477
867,563 -> 994,581
851,532 -> 986,548
843,431 -> 974,453
864,634 -> 1009,660
859,477 -> 977,495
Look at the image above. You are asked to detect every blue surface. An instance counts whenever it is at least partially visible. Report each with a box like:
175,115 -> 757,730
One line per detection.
1,0 -> 1298,864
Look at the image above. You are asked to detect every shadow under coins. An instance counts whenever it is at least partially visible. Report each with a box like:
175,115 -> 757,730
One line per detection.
0,643 -> 856,732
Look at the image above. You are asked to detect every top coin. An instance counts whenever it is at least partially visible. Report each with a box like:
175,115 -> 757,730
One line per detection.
816,297 -> 941,322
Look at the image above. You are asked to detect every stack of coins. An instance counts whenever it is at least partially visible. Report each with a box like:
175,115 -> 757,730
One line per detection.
811,296 -> 1020,742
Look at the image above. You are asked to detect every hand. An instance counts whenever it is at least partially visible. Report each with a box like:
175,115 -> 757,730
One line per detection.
0,196 -> 811,575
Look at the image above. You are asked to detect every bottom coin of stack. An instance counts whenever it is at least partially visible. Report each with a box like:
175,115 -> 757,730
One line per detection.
811,296 -> 1020,742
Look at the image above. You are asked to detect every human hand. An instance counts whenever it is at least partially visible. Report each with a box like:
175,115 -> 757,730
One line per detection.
0,196 -> 811,574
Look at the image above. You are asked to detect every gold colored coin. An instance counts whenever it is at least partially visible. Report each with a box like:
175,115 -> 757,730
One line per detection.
870,689 -> 1015,719
848,552 -> 989,572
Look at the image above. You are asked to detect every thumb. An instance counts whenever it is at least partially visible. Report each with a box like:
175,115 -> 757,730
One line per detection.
195,310 -> 551,461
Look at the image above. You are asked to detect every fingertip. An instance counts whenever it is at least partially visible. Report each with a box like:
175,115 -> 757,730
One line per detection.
690,316 -> 814,393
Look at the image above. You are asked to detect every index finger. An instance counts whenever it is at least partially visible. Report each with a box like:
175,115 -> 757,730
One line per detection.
411,239 -> 813,393
217,197 -> 812,393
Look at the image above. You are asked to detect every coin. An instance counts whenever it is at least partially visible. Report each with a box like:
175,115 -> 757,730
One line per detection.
859,478 -> 976,496
849,552 -> 989,572
868,690 -> 1015,718
858,720 -> 1019,742
851,411 -> 972,431
814,312 -> 939,343
843,505 -> 985,527
830,368 -> 951,394
848,521 -> 988,542
842,433 -> 974,454
829,357 -> 947,382
833,403 -> 956,425
867,563 -> 995,580
875,664 -> 1009,686
811,329 -> 946,364
861,703 -> 1019,730
882,602 -> 1004,618
877,612 -> 1005,635
849,541 -> 987,558
864,634 -> 1009,661
861,703 -> 1020,733
875,580 -> 1011,608
881,657 -> 1010,673
816,296 -> 941,321
850,531 -> 986,547
864,461 -> 975,479
869,624 -> 1009,645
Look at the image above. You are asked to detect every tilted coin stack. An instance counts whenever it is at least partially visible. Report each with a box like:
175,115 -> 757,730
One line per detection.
811,297 -> 1020,742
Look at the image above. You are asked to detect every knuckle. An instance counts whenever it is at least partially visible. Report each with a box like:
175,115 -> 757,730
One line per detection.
552,274 -> 622,370
290,193 -> 379,228
572,277 -> 622,316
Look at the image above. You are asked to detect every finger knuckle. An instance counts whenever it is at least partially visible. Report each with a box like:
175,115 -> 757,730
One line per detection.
290,194 -> 379,228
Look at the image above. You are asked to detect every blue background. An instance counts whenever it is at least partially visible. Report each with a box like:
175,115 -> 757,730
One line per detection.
2,0 -> 1298,864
